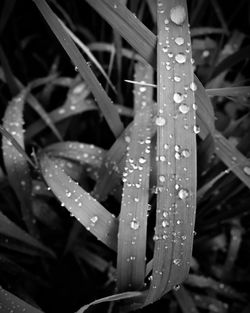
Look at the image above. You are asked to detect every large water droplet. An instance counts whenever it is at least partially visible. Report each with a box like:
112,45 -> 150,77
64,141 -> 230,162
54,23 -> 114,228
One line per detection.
170,6 -> 186,25
178,188 -> 189,199
155,116 -> 166,126
175,37 -> 184,46
173,92 -> 184,103
130,218 -> 140,230
179,103 -> 190,114
175,53 -> 187,64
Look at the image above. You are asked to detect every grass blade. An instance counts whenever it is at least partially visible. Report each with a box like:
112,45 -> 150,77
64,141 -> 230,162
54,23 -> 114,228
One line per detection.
32,0 -> 123,138
117,63 -> 153,291
0,286 -> 44,313
146,0 -> 197,304
2,90 -> 38,236
39,154 -> 118,251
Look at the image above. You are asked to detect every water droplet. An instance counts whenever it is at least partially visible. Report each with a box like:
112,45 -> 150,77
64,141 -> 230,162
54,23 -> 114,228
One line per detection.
175,53 -> 186,64
173,284 -> 181,291
159,175 -> 166,183
173,258 -> 181,266
66,191 -> 72,197
179,103 -> 190,114
164,18 -> 169,24
159,155 -> 166,162
192,103 -> 197,110
181,149 -> 191,158
130,218 -> 140,230
164,144 -> 169,150
90,216 -> 98,224
243,166 -> 250,175
162,220 -> 170,228
175,152 -> 181,160
175,37 -> 184,46
162,46 -> 168,53
74,66 -> 79,72
174,75 -> 181,82
193,125 -> 200,134
190,82 -> 197,91
170,6 -> 186,25
178,188 -> 189,199
173,92 -> 184,103
155,116 -> 166,126
139,86 -> 147,93
139,157 -> 146,164
125,135 -> 131,143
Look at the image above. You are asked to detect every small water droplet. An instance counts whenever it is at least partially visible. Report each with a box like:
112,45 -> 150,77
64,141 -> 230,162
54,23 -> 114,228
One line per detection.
66,191 -> 72,197
175,53 -> 187,64
179,103 -> 190,114
193,125 -> 200,134
90,216 -> 98,224
190,82 -> 197,91
173,284 -> 181,291
170,5 -> 186,25
139,86 -> 147,93
164,18 -> 169,24
159,175 -> 166,183
162,220 -> 170,228
159,155 -> 166,162
155,116 -> 166,126
243,166 -> 250,175
173,258 -> 181,266
74,66 -> 79,72
125,135 -> 131,143
181,149 -> 191,158
175,37 -> 184,46
178,188 -> 189,200
174,75 -> 181,82
130,218 -> 140,230
173,92 -> 184,103
162,46 -> 168,53
139,157 -> 146,164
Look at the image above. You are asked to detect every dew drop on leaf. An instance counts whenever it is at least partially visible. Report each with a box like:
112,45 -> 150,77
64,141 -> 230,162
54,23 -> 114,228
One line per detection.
243,166 -> 250,175
179,103 -> 190,114
193,125 -> 200,134
178,188 -> 189,200
175,37 -> 184,46
66,191 -> 72,197
155,116 -> 166,126
174,75 -> 181,82
130,218 -> 140,230
173,92 -> 184,103
90,216 -> 98,224
181,149 -> 191,158
162,220 -> 170,228
175,53 -> 187,64
170,5 -> 186,25
173,258 -> 181,266
159,175 -> 166,183
139,157 -> 147,164
190,82 -> 197,91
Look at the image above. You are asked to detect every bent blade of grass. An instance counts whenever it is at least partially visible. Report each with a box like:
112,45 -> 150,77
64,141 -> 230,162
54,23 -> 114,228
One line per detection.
32,0 -> 123,138
44,142 -> 105,168
0,286 -> 44,313
39,154 -> 118,251
26,83 -> 97,141
75,291 -> 142,313
2,90 -> 38,236
0,211 -> 55,258
117,63 -> 153,291
146,0 -> 197,304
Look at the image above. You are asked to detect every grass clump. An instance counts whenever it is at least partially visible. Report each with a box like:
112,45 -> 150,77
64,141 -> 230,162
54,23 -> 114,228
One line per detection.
0,0 -> 250,313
